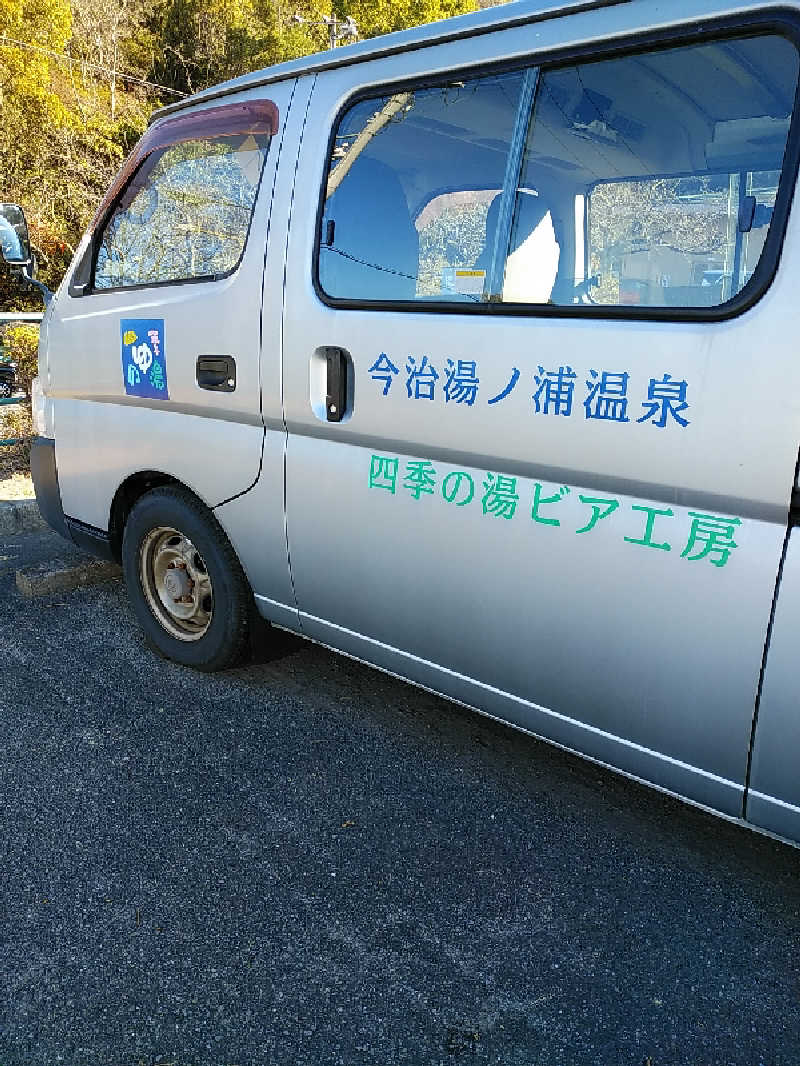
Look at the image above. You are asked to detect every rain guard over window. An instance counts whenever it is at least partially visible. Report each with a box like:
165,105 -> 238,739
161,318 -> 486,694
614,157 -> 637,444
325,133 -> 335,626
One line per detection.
317,32 -> 799,312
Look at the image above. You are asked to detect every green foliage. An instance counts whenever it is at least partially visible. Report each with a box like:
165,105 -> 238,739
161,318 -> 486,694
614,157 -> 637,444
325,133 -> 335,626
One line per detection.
0,323 -> 37,466
338,0 -> 475,39
2,323 -> 39,394
0,0 -> 152,308
1,0 -> 479,311
150,0 -> 478,95
2,399 -> 34,448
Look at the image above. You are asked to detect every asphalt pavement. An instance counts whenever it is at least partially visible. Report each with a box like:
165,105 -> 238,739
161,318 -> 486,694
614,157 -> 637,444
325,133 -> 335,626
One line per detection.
0,529 -> 799,1066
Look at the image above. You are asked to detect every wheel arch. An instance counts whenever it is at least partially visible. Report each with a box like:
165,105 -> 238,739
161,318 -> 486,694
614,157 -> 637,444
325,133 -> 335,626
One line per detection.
108,470 -> 211,563
118,478 -> 256,671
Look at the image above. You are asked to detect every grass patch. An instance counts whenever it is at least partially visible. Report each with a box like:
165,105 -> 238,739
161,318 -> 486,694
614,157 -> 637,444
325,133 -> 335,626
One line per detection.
0,470 -> 34,498
0,437 -> 31,480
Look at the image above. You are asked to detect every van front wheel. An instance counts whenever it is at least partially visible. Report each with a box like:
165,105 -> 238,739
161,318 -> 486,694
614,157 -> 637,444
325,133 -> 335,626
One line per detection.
122,487 -> 251,671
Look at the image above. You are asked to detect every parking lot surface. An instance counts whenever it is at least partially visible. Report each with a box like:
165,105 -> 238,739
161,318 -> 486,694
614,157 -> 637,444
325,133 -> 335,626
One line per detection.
1,530 -> 799,1066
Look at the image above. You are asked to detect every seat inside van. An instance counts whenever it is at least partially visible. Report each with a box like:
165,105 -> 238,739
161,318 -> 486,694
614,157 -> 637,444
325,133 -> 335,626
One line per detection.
476,189 -> 562,302
319,157 -> 419,300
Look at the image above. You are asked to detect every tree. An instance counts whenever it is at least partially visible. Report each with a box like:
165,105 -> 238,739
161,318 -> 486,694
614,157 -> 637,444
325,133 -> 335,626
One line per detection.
151,0 -> 279,95
0,0 -> 154,308
151,0 -> 477,96
1,0 -> 479,312
338,0 -> 476,39
69,0 -> 156,118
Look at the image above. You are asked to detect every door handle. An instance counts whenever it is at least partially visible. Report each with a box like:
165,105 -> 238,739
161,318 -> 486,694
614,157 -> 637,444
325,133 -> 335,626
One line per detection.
197,355 -> 236,392
325,347 -> 349,422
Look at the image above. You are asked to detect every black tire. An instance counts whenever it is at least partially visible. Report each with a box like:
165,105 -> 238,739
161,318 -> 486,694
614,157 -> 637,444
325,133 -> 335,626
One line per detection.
0,381 -> 12,398
122,486 -> 252,671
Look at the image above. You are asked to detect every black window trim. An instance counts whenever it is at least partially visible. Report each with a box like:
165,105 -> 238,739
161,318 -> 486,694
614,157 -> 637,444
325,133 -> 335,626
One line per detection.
311,8 -> 800,324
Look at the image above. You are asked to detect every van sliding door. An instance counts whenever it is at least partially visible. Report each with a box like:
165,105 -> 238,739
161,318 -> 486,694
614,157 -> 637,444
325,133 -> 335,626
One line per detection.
282,24 -> 800,818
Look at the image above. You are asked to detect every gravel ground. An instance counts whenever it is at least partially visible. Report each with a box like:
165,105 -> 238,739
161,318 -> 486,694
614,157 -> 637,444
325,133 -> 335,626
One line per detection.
1,530 -> 799,1066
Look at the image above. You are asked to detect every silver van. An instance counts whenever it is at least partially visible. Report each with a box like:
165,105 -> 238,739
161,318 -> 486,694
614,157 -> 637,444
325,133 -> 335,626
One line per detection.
6,0 -> 800,846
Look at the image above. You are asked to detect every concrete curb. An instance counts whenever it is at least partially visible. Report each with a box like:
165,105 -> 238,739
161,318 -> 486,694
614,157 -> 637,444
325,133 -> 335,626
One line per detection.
16,558 -> 122,598
0,498 -> 47,536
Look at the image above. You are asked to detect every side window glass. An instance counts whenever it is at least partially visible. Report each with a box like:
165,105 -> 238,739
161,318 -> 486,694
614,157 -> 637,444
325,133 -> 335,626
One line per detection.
94,133 -> 270,290
318,72 -> 526,302
586,173 -> 781,306
318,33 -> 798,314
508,34 -> 799,309
416,189 -> 500,298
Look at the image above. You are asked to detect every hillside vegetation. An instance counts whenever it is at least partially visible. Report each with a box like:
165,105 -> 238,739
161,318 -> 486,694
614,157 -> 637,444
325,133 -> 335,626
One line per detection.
0,0 -> 477,308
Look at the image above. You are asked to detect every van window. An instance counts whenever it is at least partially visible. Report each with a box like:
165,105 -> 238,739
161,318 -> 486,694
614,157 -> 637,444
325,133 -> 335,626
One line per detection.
519,35 -> 799,309
416,188 -> 500,299
318,72 -> 527,302
317,32 -> 799,314
585,171 -> 780,306
94,133 -> 270,290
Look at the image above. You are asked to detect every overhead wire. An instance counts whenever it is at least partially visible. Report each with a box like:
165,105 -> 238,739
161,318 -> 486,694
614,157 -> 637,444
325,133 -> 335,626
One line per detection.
0,34 -> 186,97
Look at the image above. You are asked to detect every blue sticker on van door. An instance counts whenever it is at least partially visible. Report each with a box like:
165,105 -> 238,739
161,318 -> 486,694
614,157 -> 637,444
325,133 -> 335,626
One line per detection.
121,319 -> 169,399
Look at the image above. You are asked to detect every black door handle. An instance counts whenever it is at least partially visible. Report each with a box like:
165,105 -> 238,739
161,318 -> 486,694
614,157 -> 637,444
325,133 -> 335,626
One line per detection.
325,347 -> 349,422
197,355 -> 236,392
